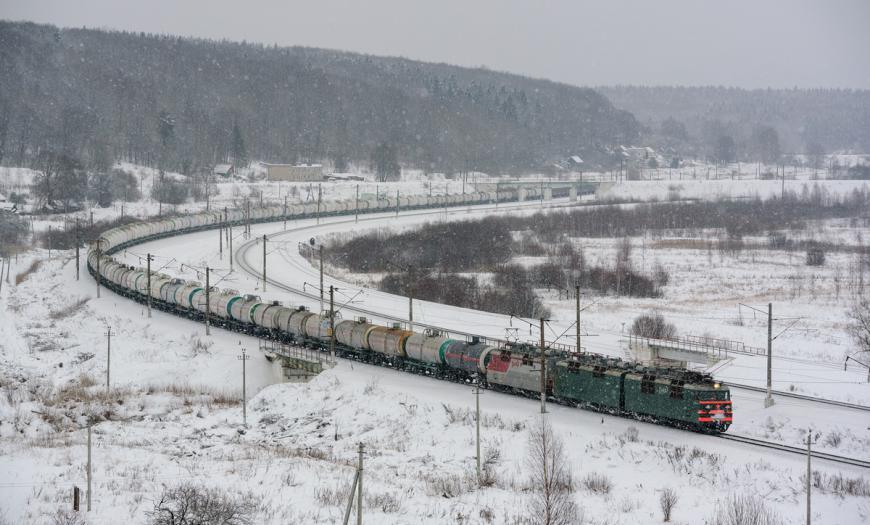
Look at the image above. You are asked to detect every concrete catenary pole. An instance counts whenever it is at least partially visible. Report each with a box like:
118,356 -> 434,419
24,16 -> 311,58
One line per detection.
330,285 -> 336,360
219,219 -> 223,260
238,348 -> 249,427
355,184 -> 359,223
317,184 -> 322,225
95,241 -> 101,299
105,327 -> 111,395
540,318 -> 547,414
229,220 -> 233,271
319,245 -> 324,312
262,234 -> 267,293
474,383 -> 481,482
765,303 -> 774,408
575,284 -> 581,353
75,218 -> 80,281
146,254 -> 153,318
86,425 -> 92,511
205,267 -> 211,336
357,443 -> 364,525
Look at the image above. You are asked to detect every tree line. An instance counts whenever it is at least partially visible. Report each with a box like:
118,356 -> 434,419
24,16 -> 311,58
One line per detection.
0,21 -> 639,177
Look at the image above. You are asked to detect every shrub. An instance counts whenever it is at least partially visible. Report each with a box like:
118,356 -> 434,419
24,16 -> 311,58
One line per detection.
659,488 -> 678,522
805,245 -> 825,266
148,483 -> 256,525
581,472 -> 612,494
710,493 -> 783,525
630,312 -> 677,340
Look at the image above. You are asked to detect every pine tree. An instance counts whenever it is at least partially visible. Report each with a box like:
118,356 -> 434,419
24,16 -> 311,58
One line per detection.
231,122 -> 247,168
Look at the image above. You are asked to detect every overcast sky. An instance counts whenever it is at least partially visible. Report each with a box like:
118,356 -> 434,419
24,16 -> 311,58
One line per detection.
3,0 -> 869,89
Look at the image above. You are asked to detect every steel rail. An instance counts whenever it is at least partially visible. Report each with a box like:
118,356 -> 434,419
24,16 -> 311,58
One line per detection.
236,206 -> 870,414
234,202 -> 558,345
727,383 -> 870,412
720,433 -> 870,469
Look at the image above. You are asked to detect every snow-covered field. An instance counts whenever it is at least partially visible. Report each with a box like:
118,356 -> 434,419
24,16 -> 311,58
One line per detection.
2,253 -> 868,524
2,165 -> 870,524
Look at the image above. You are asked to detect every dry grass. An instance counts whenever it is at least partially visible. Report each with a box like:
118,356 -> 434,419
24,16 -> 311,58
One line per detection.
15,259 -> 42,284
49,297 -> 90,320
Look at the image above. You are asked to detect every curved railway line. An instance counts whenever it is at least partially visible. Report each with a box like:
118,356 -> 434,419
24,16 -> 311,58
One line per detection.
235,213 -> 870,416
92,196 -> 870,468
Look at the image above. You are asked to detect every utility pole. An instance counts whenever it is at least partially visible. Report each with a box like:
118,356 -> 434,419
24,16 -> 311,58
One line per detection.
408,295 -> 413,333
283,195 -> 288,230
48,225 -> 52,259
396,189 -> 400,217
540,317 -> 547,414
246,198 -> 251,239
238,348 -> 249,427
329,285 -> 336,360
86,425 -> 93,511
75,218 -> 80,281
357,443 -> 363,525
105,327 -> 112,394
219,220 -> 223,260
575,284 -> 581,353
146,254 -> 153,318
95,241 -> 101,299
806,432 -> 819,525
765,303 -> 774,408
262,234 -> 267,293
319,245 -> 324,312
229,219 -> 234,271
355,184 -> 359,223
317,184 -> 322,225
205,267 -> 211,336
474,383 -> 482,483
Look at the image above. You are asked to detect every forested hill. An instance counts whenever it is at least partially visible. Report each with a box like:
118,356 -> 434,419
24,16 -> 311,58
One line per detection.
599,85 -> 870,158
0,21 -> 639,175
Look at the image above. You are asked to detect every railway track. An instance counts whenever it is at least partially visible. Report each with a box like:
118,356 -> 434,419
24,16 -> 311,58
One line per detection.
720,434 -> 870,469
238,214 -> 870,417
727,383 -> 870,412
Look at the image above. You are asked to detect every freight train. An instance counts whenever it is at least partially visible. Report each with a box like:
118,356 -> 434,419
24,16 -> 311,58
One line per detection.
87,191 -> 732,433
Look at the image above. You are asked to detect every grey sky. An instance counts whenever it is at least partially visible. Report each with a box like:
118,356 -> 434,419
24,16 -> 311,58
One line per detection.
3,0 -> 869,89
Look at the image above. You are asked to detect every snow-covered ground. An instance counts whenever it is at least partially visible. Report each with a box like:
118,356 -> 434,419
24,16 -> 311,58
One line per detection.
1,252 -> 868,524
3,165 -> 870,524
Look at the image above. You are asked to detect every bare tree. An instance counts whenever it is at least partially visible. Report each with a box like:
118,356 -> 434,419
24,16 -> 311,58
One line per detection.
659,488 -> 678,522
148,483 -> 256,525
848,297 -> 870,355
630,311 -> 677,340
526,416 -> 578,525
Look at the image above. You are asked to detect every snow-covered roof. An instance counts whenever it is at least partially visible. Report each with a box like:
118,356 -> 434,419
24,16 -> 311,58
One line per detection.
570,155 -> 584,164
214,164 -> 234,175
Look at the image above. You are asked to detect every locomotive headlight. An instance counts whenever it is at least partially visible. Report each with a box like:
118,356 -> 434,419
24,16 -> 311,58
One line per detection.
713,383 -> 720,389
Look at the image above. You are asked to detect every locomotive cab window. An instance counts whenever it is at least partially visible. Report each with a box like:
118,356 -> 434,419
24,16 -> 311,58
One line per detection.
669,380 -> 684,399
640,375 -> 655,394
